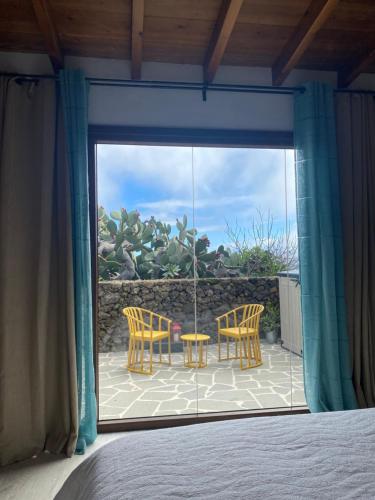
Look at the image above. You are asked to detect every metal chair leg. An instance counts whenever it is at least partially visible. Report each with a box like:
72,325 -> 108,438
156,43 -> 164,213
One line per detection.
168,335 -> 171,365
140,339 -> 144,372
127,336 -> 133,369
240,340 -> 243,370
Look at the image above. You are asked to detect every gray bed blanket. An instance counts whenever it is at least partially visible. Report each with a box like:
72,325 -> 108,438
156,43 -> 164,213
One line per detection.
56,409 -> 375,500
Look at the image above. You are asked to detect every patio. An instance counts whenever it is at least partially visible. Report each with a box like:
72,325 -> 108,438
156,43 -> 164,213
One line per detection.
99,342 -> 306,420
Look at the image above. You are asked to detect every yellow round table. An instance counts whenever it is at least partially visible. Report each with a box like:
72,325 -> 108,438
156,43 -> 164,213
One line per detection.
180,333 -> 210,368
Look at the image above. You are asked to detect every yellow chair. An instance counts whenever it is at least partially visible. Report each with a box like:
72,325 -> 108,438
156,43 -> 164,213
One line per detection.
216,304 -> 264,370
122,307 -> 172,375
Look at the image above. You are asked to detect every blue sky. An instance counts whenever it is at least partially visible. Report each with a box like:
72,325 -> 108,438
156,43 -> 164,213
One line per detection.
97,144 -> 296,249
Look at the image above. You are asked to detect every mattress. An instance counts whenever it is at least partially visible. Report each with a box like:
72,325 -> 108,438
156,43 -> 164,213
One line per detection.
56,409 -> 375,500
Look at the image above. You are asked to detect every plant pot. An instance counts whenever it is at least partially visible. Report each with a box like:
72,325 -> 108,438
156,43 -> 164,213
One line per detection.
265,330 -> 278,344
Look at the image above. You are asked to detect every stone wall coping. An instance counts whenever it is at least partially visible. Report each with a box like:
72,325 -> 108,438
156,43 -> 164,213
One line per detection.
100,276 -> 279,286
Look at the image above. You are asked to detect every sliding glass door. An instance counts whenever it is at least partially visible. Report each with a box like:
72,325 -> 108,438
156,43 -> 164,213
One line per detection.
94,134 -> 306,422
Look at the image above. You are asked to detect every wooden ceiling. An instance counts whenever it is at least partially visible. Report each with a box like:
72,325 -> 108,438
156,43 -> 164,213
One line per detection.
1,0 -> 375,86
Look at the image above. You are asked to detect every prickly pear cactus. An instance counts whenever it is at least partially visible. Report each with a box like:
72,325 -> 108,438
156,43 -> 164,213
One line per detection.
98,207 -> 232,281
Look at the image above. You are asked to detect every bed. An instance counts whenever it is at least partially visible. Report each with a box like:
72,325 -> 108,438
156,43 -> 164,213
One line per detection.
56,409 -> 375,499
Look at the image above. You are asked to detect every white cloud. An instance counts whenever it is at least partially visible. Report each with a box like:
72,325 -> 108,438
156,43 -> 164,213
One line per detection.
97,144 -> 296,246
197,224 -> 226,233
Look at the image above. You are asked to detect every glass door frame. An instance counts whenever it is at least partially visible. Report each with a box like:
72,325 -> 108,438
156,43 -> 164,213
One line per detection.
88,125 -> 308,434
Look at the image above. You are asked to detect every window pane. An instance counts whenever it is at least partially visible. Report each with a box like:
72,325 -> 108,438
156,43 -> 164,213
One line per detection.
97,144 -> 198,419
191,147 -> 305,413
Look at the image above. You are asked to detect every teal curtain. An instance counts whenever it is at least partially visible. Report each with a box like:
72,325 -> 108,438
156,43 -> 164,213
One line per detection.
59,69 -> 97,452
294,82 -> 357,412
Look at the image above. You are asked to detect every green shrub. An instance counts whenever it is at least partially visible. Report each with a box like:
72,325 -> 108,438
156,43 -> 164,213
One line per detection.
261,302 -> 281,332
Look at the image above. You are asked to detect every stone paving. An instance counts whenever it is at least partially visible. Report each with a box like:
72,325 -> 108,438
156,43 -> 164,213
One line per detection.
99,342 -> 306,420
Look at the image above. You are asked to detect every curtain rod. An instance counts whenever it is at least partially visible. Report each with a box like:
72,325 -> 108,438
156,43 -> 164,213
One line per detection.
2,72 -> 375,96
1,72 -> 301,95
89,78 -> 302,96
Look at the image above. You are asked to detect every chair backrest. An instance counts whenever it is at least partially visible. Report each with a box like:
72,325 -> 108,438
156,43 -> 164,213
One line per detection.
123,307 -> 152,336
240,304 -> 264,331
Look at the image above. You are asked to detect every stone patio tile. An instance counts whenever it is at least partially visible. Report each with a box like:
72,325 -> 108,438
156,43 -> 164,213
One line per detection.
147,370 -> 176,380
159,398 -> 190,412
98,342 -> 306,419
105,390 -> 143,408
271,385 -> 291,395
172,372 -> 195,382
100,375 -> 131,388
250,387 -> 279,395
175,383 -> 197,393
255,393 -> 288,408
122,400 -> 160,418
291,376 -> 304,383
99,406 -> 123,419
99,387 -> 119,396
144,384 -> 179,394
240,400 -> 262,410
109,369 -> 130,377
154,410 -> 182,417
214,371 -> 235,384
292,384 -> 305,390
178,407 -> 198,415
195,373 -> 213,386
212,365 -> 233,371
100,393 -> 118,405
115,382 -> 141,391
197,387 -> 209,399
99,364 -> 122,373
107,364 -> 126,371
140,391 -> 176,401
206,389 -> 253,402
269,362 -> 294,369
178,389 -> 204,401
191,400 -> 243,412
252,374 -> 291,383
290,390 -> 306,404
207,383 -> 234,392
261,369 -> 291,376
234,374 -> 255,382
131,379 -> 168,390
255,379 -> 275,387
235,381 -> 260,390
237,369 -> 264,378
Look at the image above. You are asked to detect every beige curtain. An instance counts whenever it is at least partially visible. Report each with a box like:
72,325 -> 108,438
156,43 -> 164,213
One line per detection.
0,77 -> 78,466
336,93 -> 375,408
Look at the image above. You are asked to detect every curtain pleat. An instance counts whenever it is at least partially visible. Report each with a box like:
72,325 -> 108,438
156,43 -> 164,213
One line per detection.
0,77 -> 78,466
294,81 -> 358,412
336,93 -> 375,408
59,69 -> 97,453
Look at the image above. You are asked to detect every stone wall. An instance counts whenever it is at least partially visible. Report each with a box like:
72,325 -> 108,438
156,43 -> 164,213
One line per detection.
98,277 -> 279,352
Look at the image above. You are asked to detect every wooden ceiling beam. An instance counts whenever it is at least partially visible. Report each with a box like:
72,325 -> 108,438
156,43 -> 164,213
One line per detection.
338,48 -> 375,87
272,0 -> 339,86
31,0 -> 63,72
131,0 -> 145,80
204,0 -> 244,84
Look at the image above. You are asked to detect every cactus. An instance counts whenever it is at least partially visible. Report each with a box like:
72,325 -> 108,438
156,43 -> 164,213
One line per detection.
98,207 -> 234,281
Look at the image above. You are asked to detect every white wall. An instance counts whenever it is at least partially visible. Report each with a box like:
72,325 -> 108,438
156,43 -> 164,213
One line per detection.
67,57 -> 336,131
1,51 -> 375,131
